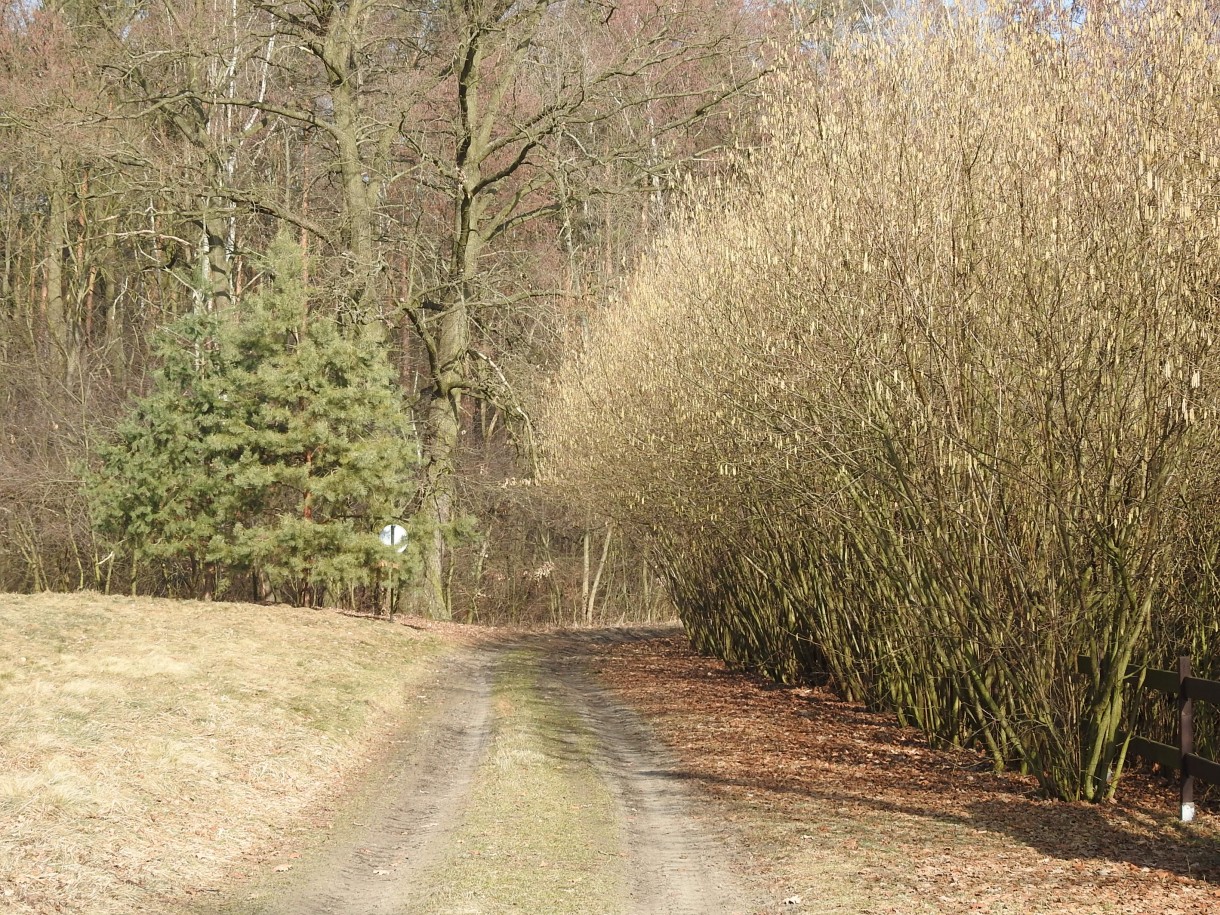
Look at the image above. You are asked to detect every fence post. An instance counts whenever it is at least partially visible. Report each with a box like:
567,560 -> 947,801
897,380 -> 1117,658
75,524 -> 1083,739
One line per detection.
1180,655 -> 1195,823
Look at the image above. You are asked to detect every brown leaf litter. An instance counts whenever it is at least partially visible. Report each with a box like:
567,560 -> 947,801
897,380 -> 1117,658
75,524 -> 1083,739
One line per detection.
596,635 -> 1220,915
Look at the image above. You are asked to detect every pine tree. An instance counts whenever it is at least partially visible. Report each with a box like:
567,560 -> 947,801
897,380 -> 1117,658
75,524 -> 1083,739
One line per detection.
91,234 -> 418,605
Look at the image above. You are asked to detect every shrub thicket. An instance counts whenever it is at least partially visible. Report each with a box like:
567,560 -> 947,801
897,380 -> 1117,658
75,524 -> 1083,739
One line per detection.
545,2 -> 1220,800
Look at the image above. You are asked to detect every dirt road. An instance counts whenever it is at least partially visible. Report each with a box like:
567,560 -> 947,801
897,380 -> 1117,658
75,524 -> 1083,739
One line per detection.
200,630 -> 765,915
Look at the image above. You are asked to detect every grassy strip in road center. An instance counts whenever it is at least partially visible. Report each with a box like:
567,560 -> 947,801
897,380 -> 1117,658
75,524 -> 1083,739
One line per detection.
408,649 -> 624,915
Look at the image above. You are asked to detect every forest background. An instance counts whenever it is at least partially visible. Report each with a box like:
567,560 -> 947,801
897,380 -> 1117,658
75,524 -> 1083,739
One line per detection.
0,0 -> 822,621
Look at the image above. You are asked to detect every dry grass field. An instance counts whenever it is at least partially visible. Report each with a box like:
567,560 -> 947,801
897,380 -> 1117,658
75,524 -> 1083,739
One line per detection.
0,592 -> 445,914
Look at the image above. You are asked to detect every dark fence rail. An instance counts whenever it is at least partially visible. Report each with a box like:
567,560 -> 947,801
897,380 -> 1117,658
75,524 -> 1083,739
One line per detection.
1078,655 -> 1220,821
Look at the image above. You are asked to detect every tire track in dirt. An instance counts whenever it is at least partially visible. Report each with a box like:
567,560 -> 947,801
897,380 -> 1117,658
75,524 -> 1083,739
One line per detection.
205,646 -> 497,915
541,630 -> 758,915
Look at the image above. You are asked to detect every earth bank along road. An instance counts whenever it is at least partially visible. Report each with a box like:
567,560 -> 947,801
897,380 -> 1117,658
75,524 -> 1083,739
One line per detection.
199,629 -> 766,915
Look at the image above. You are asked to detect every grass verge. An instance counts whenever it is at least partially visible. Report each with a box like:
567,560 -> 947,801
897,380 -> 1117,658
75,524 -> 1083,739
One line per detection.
409,649 -> 623,914
0,591 -> 443,915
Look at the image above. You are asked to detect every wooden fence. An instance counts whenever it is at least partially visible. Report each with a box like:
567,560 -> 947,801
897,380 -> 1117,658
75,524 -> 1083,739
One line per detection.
1079,655 -> 1220,822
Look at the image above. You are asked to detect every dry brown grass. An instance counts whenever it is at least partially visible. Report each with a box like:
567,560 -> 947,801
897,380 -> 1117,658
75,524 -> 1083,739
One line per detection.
0,591 -> 445,914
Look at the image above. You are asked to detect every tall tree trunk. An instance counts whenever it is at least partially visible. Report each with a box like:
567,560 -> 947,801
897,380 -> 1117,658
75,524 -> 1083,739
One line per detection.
420,299 -> 470,620
329,47 -> 376,316
585,522 -> 612,625
44,154 -> 70,378
418,19 -> 484,619
202,204 -> 233,311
